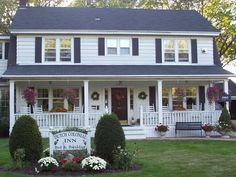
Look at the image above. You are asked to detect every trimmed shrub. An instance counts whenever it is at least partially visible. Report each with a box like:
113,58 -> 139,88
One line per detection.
9,115 -> 43,163
216,107 -> 232,134
94,113 -> 125,164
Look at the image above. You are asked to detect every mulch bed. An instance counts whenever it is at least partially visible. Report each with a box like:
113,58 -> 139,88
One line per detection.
4,165 -> 141,176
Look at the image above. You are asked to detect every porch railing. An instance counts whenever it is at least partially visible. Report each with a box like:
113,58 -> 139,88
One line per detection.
141,110 -> 221,126
162,111 -> 221,125
14,112 -> 103,129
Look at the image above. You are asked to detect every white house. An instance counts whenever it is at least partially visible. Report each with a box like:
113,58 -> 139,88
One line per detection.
2,0 -> 235,139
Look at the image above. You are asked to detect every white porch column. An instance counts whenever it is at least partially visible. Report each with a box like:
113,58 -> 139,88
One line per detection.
157,80 -> 163,123
84,80 -> 89,127
9,80 -> 15,133
224,79 -> 229,110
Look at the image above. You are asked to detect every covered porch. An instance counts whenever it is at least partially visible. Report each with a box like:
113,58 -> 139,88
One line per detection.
9,78 -> 229,138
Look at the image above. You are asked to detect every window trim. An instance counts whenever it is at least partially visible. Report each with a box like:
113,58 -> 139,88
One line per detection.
105,38 -> 132,56
0,41 -> 6,60
162,38 -> 192,64
42,37 -> 74,64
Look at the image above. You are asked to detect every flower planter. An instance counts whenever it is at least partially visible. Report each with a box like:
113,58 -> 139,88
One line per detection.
204,131 -> 212,138
158,131 -> 166,138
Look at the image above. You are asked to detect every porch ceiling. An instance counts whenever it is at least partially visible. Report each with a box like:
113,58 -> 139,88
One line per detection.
3,65 -> 234,79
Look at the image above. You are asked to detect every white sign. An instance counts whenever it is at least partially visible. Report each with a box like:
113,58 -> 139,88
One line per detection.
49,130 -> 91,155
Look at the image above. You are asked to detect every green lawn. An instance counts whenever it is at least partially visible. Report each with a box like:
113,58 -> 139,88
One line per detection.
1,138 -> 236,177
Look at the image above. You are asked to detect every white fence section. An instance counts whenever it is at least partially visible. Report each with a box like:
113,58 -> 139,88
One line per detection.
14,112 -> 103,129
162,111 -> 221,125
143,112 -> 159,126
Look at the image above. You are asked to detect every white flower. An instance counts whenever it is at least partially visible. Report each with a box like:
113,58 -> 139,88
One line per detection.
81,156 -> 107,171
38,157 -> 59,168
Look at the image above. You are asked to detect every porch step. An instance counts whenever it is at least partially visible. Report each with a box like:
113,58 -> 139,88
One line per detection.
122,126 -> 146,140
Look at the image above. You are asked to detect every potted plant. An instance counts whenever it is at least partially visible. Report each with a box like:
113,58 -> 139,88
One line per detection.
215,107 -> 232,138
155,123 -> 169,137
22,88 -> 37,113
207,85 -> 222,104
201,123 -> 214,137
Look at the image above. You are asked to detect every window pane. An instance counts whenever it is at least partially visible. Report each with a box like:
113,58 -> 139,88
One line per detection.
187,98 -> 196,109
120,48 -> 130,55
0,43 -> 2,59
107,39 -> 117,47
186,87 -> 196,96
38,89 -> 48,98
38,99 -> 49,111
120,39 -> 129,47
178,40 -> 189,62
60,39 -> 71,62
53,99 -> 64,108
107,48 -> 117,55
162,88 -> 169,97
45,39 -> 56,61
164,40 -> 175,62
53,89 -> 63,98
162,98 -> 169,106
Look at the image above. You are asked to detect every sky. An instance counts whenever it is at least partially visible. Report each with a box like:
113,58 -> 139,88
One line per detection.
224,64 -> 236,83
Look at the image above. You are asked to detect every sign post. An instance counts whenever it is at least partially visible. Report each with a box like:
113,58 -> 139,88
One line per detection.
49,128 -> 91,156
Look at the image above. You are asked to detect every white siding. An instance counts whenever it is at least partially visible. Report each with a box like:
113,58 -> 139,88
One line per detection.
81,36 -> 155,65
0,60 -> 7,75
196,37 -> 214,65
15,35 -> 214,65
17,36 -> 35,65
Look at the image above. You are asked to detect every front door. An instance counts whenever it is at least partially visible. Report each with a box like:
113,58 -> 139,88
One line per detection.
111,88 -> 128,123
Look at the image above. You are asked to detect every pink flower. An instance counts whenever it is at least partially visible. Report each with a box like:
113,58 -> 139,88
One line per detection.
59,159 -> 67,164
22,88 -> 37,105
72,156 -> 81,162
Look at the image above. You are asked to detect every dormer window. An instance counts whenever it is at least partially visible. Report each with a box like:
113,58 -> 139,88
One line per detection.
106,39 -> 131,56
163,39 -> 190,63
43,37 -> 73,63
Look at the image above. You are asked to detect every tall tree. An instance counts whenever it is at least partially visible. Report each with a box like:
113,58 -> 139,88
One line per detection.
70,0 -> 137,8
138,0 -> 236,66
0,0 -> 64,34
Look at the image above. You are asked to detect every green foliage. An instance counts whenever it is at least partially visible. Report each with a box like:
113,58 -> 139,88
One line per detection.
14,148 -> 25,169
53,150 -> 88,162
113,146 -> 135,170
94,113 -> 125,164
9,115 -> 43,163
216,107 -> 232,134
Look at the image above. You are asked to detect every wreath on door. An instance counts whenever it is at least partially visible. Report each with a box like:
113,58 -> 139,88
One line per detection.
138,91 -> 147,100
91,91 -> 100,100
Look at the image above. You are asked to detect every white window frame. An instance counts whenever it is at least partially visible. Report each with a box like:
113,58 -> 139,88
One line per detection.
105,38 -> 132,56
42,37 -> 74,64
162,38 -> 191,64
0,41 -> 5,60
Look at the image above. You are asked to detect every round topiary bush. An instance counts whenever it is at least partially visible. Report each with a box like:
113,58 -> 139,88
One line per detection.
9,115 -> 43,163
94,113 -> 125,163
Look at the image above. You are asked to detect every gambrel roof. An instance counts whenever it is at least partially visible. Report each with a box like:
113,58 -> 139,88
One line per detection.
11,7 -> 218,33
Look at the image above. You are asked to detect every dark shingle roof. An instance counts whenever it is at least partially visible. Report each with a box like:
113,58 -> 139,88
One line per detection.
3,65 -> 232,77
11,7 -> 218,32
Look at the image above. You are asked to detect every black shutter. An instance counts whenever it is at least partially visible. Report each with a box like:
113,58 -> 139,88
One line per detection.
149,87 -> 156,109
74,38 -> 81,63
155,39 -> 162,63
191,39 -> 198,63
4,42 -> 9,59
199,86 -> 205,110
98,38 -> 105,56
132,38 -> 139,56
35,37 -> 42,63
8,35 -> 17,66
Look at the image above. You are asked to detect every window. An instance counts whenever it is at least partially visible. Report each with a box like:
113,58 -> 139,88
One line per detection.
120,39 -> 130,55
60,39 -> 71,61
0,87 -> 9,122
130,89 -> 134,109
164,40 -> 175,62
0,42 -> 2,59
45,39 -> 56,62
106,39 -> 131,56
107,39 -> 117,55
44,37 -> 72,62
37,89 -> 49,111
163,39 -> 190,63
68,89 -> 79,111
186,87 -> 197,110
162,88 -> 169,106
172,88 -> 184,110
53,89 -> 64,108
178,40 -> 189,62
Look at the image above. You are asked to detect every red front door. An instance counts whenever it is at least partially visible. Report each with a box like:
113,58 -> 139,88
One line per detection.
111,88 -> 128,122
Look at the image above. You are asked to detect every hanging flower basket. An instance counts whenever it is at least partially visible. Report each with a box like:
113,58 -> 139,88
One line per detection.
138,91 -> 147,100
22,88 -> 37,106
207,85 -> 222,103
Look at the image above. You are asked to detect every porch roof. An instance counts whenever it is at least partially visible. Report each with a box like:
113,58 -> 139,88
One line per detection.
3,65 -> 233,79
